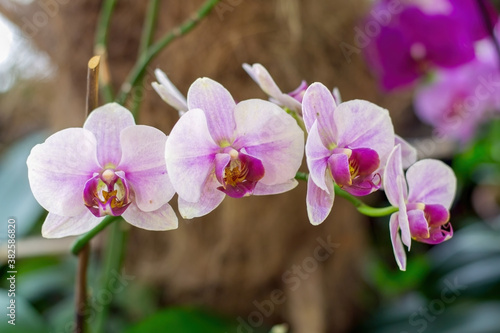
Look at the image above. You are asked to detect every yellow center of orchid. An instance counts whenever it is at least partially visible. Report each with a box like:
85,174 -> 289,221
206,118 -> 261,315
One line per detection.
223,149 -> 249,187
224,160 -> 250,187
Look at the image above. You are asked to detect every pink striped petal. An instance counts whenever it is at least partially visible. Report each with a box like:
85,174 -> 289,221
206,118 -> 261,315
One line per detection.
165,108 -> 220,203
83,103 -> 135,166
122,202 -> 178,231
334,100 -> 394,161
305,121 -> 331,192
253,179 -> 298,195
118,125 -> 173,212
302,82 -> 337,144
233,99 -> 304,186
187,78 -> 236,144
27,128 -> 100,217
178,173 -> 225,219
306,174 -> 335,225
390,213 -> 407,271
407,159 -> 456,208
41,211 -> 103,238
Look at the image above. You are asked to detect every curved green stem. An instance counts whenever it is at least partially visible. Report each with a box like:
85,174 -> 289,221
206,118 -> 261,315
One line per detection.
95,0 -> 117,51
130,0 -> 161,119
294,172 -> 398,217
71,215 -> 120,255
116,0 -> 222,105
138,0 -> 160,56
94,0 -> 118,103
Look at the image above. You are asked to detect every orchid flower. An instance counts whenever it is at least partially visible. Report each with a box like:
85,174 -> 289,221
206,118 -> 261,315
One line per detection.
152,69 -> 188,116
303,82 -> 395,225
363,0 -> 495,90
242,63 -> 305,114
384,144 -> 456,270
163,77 -> 304,219
414,38 -> 500,143
27,103 -> 178,238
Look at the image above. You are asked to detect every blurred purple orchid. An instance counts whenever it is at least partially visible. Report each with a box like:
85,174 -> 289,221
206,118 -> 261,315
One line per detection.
364,0 -> 497,90
384,144 -> 456,271
27,103 -> 178,238
303,82 -> 395,225
164,77 -> 304,219
414,38 -> 500,142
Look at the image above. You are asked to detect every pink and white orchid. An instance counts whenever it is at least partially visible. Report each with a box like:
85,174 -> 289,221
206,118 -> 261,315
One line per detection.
242,63 -> 306,114
164,77 -> 304,219
303,82 -> 395,225
152,69 -> 188,116
27,103 -> 178,238
384,144 -> 456,271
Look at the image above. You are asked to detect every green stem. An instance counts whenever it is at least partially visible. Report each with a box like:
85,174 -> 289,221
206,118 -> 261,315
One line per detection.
130,0 -> 161,119
116,0 -> 222,105
95,0 -> 118,51
94,221 -> 128,333
95,0 -> 118,103
294,172 -> 398,217
71,216 -> 120,255
138,0 -> 160,56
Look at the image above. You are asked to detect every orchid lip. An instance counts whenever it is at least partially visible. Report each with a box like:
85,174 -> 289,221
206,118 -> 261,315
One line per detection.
329,147 -> 380,195
217,151 -> 265,199
83,170 -> 131,217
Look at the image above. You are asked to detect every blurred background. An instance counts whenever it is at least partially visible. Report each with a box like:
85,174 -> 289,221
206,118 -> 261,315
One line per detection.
0,0 -> 500,332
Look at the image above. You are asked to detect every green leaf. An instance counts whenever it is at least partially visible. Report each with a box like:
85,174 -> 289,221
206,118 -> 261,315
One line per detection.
0,132 -> 47,240
125,307 -> 269,333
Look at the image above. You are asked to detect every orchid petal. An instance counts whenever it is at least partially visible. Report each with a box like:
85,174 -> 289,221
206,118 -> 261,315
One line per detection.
306,174 -> 335,226
187,78 -> 236,144
42,211 -> 103,238
242,63 -> 302,112
178,173 -> 225,219
302,82 -> 337,144
383,145 -> 411,248
27,128 -> 100,216
389,213 -> 407,271
424,204 -> 450,227
398,175 -> 411,249
165,108 -> 220,203
122,202 -> 178,231
233,99 -> 304,185
83,103 -> 135,166
328,152 -> 351,187
408,209 -> 430,239
395,135 -> 417,168
407,159 -> 456,208
253,179 -> 298,195
383,145 -> 407,207
153,69 -> 188,113
305,121 -> 331,192
214,153 -> 231,185
118,125 -> 174,212
334,100 -> 394,161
